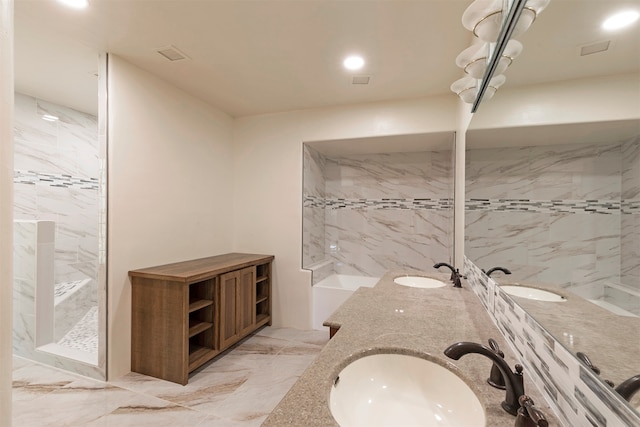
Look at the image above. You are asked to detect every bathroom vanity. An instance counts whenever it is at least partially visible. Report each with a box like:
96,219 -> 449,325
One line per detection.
129,253 -> 273,385
263,270 -> 558,426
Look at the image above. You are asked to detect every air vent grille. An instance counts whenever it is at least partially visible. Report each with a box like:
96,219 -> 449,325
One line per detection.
580,40 -> 610,56
155,45 -> 190,62
352,75 -> 371,85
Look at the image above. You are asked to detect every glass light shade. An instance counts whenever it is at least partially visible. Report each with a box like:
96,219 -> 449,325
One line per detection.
450,76 -> 478,104
456,40 -> 522,79
483,74 -> 506,101
462,0 -> 504,42
512,0 -> 550,38
462,0 -> 550,42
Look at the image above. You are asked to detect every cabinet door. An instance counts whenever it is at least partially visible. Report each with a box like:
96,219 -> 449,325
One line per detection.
238,266 -> 256,337
219,271 -> 240,349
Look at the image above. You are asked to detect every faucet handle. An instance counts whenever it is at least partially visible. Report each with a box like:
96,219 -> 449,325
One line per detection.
576,351 -> 601,375
515,395 -> 548,427
487,339 -> 506,389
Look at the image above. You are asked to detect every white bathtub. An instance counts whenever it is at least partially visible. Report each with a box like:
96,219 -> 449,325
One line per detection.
312,274 -> 380,330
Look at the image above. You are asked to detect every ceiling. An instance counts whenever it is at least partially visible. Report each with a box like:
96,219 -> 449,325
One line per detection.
13,0 -> 640,118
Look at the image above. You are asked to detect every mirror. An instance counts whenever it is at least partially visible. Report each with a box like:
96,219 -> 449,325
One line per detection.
13,2 -> 106,379
465,0 -> 639,412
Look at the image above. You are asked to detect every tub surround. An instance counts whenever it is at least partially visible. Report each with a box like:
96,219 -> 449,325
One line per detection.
263,270 -> 558,426
303,145 -> 454,279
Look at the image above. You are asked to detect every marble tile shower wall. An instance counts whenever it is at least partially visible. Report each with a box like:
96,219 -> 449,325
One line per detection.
302,145 -> 326,268
303,145 -> 453,280
464,257 -> 639,427
621,137 -> 640,290
13,93 -> 100,285
465,141 -> 629,295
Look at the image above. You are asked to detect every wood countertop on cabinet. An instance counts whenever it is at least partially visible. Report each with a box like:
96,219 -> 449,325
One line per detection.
128,253 -> 274,283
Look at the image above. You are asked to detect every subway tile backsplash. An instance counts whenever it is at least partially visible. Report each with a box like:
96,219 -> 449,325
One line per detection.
464,257 -> 640,427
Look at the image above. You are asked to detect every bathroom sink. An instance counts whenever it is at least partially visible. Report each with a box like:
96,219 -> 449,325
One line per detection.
393,276 -> 446,289
329,353 -> 485,427
500,285 -> 566,302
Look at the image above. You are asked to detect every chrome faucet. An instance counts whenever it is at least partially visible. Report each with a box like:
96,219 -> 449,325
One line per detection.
483,266 -> 512,278
615,374 -> 640,401
433,262 -> 462,288
444,341 -> 525,415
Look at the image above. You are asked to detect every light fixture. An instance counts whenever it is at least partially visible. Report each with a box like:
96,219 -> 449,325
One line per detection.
462,0 -> 549,42
602,10 -> 640,31
57,0 -> 89,9
450,74 -> 505,104
343,55 -> 365,71
456,39 -> 522,80
453,0 -> 549,110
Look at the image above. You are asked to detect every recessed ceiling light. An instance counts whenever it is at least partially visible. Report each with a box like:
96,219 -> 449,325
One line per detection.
343,55 -> 365,71
57,0 -> 88,9
602,10 -> 639,30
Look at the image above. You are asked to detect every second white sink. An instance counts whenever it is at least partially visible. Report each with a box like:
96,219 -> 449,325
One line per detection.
394,276 -> 447,289
501,285 -> 566,302
330,353 -> 485,426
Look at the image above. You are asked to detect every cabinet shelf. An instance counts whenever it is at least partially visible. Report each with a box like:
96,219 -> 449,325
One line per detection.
256,275 -> 269,283
256,313 -> 270,327
256,295 -> 268,304
188,345 -> 217,371
189,299 -> 213,313
189,320 -> 213,338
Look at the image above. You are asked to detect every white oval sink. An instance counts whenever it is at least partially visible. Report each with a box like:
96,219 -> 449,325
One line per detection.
394,276 -> 446,289
501,285 -> 566,302
330,353 -> 485,427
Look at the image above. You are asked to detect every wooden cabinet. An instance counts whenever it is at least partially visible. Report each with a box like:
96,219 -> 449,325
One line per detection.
219,266 -> 256,349
130,253 -> 273,385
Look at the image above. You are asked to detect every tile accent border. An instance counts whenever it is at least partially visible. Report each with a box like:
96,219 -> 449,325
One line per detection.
304,195 -> 453,210
14,170 -> 99,191
465,198 -> 625,214
464,257 -> 640,427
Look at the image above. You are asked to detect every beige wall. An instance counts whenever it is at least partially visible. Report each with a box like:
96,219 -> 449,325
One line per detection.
107,56 -> 235,379
232,96 -> 458,329
470,73 -> 640,129
0,0 -> 13,423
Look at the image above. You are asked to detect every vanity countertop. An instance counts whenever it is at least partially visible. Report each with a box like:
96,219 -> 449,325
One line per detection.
263,270 -> 559,426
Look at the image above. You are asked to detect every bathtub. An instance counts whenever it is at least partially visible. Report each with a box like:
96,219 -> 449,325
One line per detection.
312,274 -> 380,330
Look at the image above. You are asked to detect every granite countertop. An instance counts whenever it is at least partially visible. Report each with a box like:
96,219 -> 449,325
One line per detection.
263,269 -> 559,426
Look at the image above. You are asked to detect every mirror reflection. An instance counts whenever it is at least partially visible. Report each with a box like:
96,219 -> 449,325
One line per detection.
465,0 -> 640,410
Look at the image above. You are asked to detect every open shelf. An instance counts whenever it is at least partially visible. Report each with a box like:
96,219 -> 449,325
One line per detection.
189,299 -> 213,313
189,320 -> 213,338
188,345 -> 217,371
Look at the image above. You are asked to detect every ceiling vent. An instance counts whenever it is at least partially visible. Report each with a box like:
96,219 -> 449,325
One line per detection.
352,75 -> 371,85
579,40 -> 611,56
155,45 -> 190,62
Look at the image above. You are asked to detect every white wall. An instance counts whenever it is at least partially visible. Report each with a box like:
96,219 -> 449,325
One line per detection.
107,56 -> 235,379
0,0 -> 13,423
233,96 -> 457,329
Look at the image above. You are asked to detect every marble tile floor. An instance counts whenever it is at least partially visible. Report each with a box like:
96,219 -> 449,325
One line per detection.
12,327 -> 329,426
